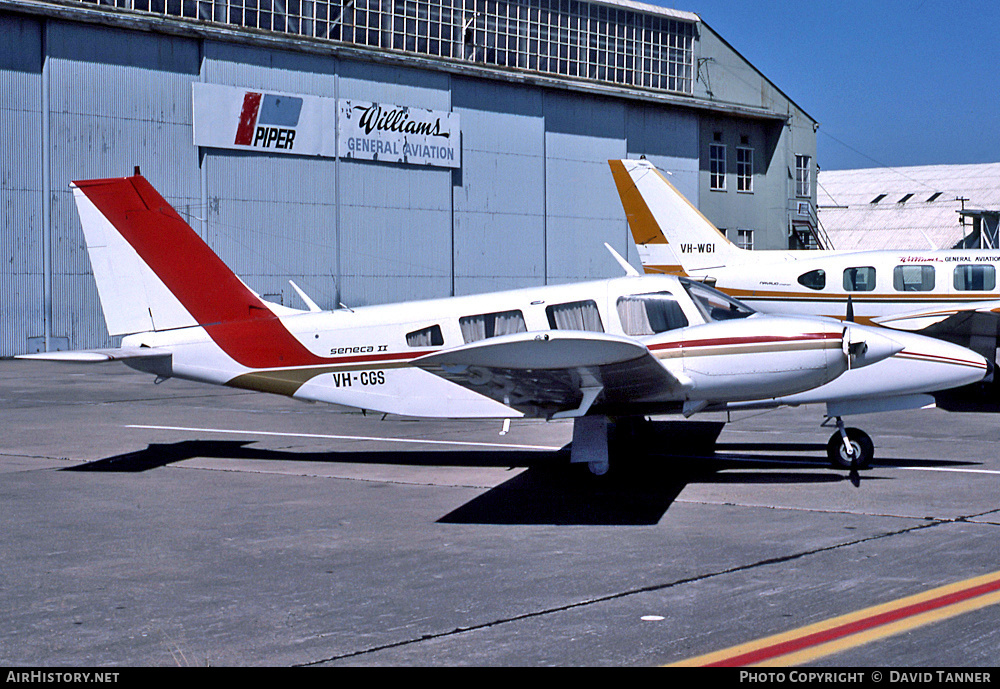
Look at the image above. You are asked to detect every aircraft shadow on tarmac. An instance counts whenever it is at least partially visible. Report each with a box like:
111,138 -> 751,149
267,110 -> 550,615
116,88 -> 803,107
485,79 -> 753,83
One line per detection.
63,421 -> 985,526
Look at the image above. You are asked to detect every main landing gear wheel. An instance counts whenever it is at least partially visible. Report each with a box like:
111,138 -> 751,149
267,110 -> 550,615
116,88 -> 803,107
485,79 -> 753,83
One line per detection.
826,426 -> 874,470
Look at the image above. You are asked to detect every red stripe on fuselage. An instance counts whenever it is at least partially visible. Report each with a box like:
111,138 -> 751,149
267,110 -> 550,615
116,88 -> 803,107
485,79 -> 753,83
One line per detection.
74,175 -> 327,370
648,332 -> 839,352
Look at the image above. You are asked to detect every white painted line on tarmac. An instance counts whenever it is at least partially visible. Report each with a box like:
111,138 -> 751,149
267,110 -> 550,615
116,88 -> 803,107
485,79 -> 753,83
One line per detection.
712,455 -> 1000,475
126,424 -> 563,451
895,466 -> 1000,476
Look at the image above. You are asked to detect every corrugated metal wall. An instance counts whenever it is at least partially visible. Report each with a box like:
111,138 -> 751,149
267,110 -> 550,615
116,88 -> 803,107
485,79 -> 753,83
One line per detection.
0,15 -> 44,355
0,12 -> 703,356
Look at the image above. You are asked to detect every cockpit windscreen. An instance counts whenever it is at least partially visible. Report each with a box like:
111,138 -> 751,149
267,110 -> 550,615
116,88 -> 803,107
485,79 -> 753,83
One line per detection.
680,278 -> 756,322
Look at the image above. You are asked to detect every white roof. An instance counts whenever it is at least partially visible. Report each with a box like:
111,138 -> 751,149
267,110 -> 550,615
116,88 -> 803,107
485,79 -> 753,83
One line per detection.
589,0 -> 700,22
817,163 -> 1000,251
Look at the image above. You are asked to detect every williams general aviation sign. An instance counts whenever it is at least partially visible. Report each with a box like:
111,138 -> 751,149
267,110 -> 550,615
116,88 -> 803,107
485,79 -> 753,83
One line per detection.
192,83 -> 461,168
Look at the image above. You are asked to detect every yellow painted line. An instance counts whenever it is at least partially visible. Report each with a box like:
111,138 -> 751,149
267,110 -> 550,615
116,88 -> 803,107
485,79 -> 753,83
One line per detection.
667,570 -> 1000,667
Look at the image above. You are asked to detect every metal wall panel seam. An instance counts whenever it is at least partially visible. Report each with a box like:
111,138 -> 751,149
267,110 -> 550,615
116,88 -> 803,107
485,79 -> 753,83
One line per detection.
41,17 -> 50,350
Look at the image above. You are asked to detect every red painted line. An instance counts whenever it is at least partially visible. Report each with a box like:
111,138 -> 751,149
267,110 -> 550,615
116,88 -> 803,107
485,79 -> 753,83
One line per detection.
897,351 -> 988,369
649,332 -> 838,352
235,91 -> 261,145
704,576 -> 1000,667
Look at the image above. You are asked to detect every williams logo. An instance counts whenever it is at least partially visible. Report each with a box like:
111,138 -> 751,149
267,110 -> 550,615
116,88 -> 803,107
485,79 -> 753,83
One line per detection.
234,92 -> 303,150
352,103 -> 450,139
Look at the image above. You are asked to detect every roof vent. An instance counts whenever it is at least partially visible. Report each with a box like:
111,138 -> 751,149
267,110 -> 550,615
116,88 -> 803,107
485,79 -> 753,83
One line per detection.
870,194 -> 887,204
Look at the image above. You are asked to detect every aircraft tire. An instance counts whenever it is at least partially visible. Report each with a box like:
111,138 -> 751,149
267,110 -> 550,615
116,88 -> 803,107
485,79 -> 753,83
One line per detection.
827,428 -> 874,470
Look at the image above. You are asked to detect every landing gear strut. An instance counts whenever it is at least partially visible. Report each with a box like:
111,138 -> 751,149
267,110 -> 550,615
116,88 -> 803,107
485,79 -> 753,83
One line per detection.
826,417 -> 874,470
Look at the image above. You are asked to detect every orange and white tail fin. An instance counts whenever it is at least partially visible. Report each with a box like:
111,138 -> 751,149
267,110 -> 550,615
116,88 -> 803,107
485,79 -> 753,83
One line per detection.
608,158 -> 748,275
72,174 -> 278,337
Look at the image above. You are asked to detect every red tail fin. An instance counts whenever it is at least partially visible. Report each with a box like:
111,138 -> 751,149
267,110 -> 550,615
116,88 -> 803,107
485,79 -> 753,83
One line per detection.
73,174 -> 324,369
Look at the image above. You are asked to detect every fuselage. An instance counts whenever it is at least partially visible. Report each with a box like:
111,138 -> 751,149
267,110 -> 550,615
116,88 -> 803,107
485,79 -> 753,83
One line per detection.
122,273 -> 986,420
680,248 -> 1000,325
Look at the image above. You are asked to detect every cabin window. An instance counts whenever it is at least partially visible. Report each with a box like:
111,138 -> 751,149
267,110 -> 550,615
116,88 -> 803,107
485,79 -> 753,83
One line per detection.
617,293 -> 689,336
406,324 -> 444,347
545,300 -> 604,332
843,266 -> 876,292
893,265 -> 935,292
797,269 -> 826,290
682,279 -> 755,321
953,264 -> 996,291
459,309 -> 526,343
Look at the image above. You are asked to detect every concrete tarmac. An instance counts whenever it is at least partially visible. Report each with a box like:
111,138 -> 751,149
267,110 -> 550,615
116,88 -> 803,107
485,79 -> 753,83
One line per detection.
1,359 -> 998,667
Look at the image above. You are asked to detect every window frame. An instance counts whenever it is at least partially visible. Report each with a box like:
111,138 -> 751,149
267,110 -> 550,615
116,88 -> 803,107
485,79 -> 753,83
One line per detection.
892,265 -> 936,292
709,143 -> 727,191
953,264 -> 997,292
843,266 -> 877,292
736,145 -> 753,193
797,269 -> 826,291
795,154 -> 812,198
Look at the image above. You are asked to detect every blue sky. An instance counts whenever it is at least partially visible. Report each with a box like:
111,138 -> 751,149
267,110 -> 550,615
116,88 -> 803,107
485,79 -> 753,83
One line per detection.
663,1 -> 1000,171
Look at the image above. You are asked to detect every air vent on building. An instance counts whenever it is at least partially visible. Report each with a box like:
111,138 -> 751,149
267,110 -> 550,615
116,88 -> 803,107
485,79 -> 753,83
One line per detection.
870,194 -> 887,204
898,193 -> 913,203
927,192 -> 942,202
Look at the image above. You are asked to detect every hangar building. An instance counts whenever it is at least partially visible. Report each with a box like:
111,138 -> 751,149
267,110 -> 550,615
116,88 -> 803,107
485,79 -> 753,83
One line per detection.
0,0 -> 818,356
818,163 -> 1000,252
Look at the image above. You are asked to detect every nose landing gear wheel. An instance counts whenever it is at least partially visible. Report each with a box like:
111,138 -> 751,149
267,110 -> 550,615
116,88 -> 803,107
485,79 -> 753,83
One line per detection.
827,427 -> 874,470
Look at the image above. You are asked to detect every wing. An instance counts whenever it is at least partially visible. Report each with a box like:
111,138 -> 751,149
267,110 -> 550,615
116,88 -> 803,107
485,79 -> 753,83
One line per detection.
412,330 -> 688,418
872,300 -> 1000,336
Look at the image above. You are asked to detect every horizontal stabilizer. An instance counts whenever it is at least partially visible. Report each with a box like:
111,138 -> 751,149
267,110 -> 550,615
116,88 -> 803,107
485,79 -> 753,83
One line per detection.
16,347 -> 171,363
413,330 -> 685,417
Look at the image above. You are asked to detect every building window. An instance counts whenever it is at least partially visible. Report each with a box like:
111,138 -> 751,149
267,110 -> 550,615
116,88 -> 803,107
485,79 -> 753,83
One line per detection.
734,229 -> 754,250
737,146 -> 753,192
710,143 -> 726,191
796,155 -> 812,197
954,265 -> 996,291
843,266 -> 876,292
74,0 -> 697,95
893,265 -> 935,292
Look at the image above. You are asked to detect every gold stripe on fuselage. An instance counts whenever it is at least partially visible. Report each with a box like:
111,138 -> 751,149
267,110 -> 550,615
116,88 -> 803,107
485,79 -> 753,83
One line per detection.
227,360 -> 415,396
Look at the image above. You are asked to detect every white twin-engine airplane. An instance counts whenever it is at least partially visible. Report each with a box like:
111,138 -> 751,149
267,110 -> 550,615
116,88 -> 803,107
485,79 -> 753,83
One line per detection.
610,157 -> 1000,415
18,173 -> 989,474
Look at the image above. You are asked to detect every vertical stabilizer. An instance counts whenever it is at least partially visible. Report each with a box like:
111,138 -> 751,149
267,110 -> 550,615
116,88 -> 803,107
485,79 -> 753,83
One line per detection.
609,158 -> 748,274
73,173 -> 325,370
72,174 -> 272,336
